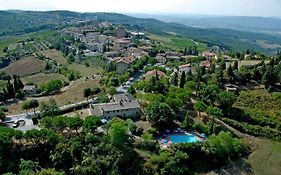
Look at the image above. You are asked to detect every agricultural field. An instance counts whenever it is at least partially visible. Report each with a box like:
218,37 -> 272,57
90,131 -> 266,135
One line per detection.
148,33 -> 208,51
234,89 -> 281,114
1,55 -> 45,76
67,63 -> 103,77
22,73 -> 68,85
5,77 -> 101,114
39,49 -> 68,65
0,36 -> 25,56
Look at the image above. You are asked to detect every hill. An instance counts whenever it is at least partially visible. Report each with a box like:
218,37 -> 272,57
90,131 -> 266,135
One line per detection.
1,10 -> 281,54
130,14 -> 281,35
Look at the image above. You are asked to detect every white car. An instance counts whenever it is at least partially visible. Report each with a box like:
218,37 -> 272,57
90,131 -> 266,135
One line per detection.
12,120 -> 26,128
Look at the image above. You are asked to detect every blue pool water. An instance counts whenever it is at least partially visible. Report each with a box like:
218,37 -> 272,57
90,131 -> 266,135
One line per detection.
169,134 -> 199,143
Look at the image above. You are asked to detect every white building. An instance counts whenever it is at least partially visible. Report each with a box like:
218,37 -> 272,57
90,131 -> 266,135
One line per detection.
179,64 -> 191,74
89,94 -> 141,120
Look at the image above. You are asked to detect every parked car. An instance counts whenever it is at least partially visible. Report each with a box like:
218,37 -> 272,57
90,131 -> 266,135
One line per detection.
12,120 -> 26,128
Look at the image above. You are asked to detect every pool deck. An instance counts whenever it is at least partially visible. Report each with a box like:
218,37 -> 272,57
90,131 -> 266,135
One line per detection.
159,130 -> 206,149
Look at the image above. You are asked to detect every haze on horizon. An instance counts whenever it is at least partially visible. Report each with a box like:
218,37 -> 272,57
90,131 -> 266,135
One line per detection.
1,0 -> 281,17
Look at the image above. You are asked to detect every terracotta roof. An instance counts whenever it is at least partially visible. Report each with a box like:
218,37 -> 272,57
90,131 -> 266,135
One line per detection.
203,51 -> 217,57
200,61 -> 211,68
146,70 -> 166,77
179,64 -> 191,69
116,55 -> 136,64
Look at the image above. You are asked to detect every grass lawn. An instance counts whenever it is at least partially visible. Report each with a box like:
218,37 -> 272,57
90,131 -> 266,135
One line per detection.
2,55 -> 45,76
68,63 -> 102,77
246,139 -> 281,175
39,49 -> 68,65
205,139 -> 281,175
22,73 -> 68,85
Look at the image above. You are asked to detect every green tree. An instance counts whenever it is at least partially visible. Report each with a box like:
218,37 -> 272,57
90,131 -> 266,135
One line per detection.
67,117 -> 83,132
226,65 -> 234,83
0,110 -> 5,121
6,80 -> 15,98
172,72 -> 178,87
206,106 -> 223,135
22,101 -> 31,114
128,86 -> 136,96
146,101 -> 175,131
84,88 -> 92,102
233,60 -> 239,70
194,101 -> 207,117
3,46 -> 8,53
19,159 -> 38,174
179,71 -> 186,88
29,99 -> 39,113
218,91 -> 236,109
92,87 -> 101,95
40,98 -> 60,117
83,116 -> 102,132
107,86 -> 117,96
108,119 -> 129,146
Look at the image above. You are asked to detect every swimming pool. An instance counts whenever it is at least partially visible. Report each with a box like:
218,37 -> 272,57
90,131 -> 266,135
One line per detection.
169,134 -> 199,143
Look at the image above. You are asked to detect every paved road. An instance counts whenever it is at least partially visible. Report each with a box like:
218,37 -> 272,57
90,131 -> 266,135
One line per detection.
4,97 -> 98,132
117,71 -> 144,93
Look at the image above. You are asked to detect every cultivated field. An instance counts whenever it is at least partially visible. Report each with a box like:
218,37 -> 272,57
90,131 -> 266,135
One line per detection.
67,63 -> 102,77
39,49 -> 68,65
2,55 -> 45,76
22,73 -> 68,85
5,77 -> 100,114
148,33 -> 208,51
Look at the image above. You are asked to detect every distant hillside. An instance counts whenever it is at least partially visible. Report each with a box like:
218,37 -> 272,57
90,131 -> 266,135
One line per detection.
130,14 -> 281,35
1,10 -> 281,54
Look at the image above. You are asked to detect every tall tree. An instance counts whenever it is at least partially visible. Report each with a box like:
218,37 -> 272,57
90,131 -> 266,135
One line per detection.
233,61 -> 239,70
179,71 -> 186,88
6,80 -> 15,98
0,110 -> 5,121
206,106 -> 223,135
172,72 -> 178,87
29,99 -> 39,113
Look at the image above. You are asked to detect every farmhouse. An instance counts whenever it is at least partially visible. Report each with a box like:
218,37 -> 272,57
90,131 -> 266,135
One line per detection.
145,69 -> 166,79
156,53 -> 167,64
115,28 -> 127,39
179,64 -> 191,74
200,60 -> 211,69
203,51 -> 218,60
89,94 -> 141,120
115,55 -> 136,74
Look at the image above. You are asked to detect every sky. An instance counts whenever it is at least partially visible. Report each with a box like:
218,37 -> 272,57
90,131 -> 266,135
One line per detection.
1,0 -> 281,17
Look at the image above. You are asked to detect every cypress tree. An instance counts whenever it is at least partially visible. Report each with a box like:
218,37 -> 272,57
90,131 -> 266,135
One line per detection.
7,80 -> 15,98
172,72 -> 178,86
179,71 -> 186,88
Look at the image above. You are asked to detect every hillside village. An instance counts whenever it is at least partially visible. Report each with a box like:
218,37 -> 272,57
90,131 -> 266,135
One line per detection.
0,14 -> 281,175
